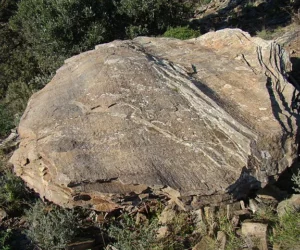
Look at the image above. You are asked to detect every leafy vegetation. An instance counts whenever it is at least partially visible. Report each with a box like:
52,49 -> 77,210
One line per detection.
0,229 -> 11,250
0,103 -> 14,138
163,26 -> 201,40
273,209 -> 300,249
217,216 -> 244,250
292,169 -> 300,193
116,0 -> 192,38
108,213 -> 160,250
26,201 -> 79,249
160,212 -> 199,250
0,169 -> 31,215
0,0 -> 193,137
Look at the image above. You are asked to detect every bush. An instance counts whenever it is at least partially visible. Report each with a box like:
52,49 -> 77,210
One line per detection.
160,212 -> 199,250
273,209 -> 300,249
10,0 -> 118,73
0,102 -> 14,138
217,216 -> 244,250
0,25 -> 39,99
0,170 -> 30,215
116,0 -> 192,38
26,201 -> 79,249
292,169 -> 300,193
163,26 -> 200,40
108,213 -> 159,250
0,229 -> 11,250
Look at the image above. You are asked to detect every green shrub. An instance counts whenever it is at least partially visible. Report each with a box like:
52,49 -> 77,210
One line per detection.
292,169 -> 300,193
0,170 -> 30,215
0,229 -> 11,250
5,81 -> 33,115
199,0 -> 212,5
163,26 -> 200,40
10,0 -> 118,73
0,25 -> 39,99
116,0 -> 192,38
160,212 -> 199,250
26,201 -> 79,249
273,209 -> 300,249
108,213 -> 159,250
217,216 -> 244,250
0,102 -> 14,138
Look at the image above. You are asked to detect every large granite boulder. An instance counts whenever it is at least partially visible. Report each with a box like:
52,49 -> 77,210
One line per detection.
10,29 -> 299,211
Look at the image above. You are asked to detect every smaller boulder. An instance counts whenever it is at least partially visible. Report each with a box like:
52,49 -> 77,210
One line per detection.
216,231 -> 227,250
192,236 -> 215,250
156,226 -> 169,240
241,222 -> 268,250
158,205 -> 176,225
277,194 -> 300,217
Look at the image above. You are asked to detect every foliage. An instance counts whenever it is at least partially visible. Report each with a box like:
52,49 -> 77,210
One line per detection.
0,170 -> 30,215
0,102 -> 14,138
160,212 -> 199,250
0,25 -> 38,98
217,216 -> 244,250
108,213 -> 160,250
10,0 -> 118,73
273,209 -> 300,249
0,0 -> 19,23
292,169 -> 300,193
0,229 -> 11,250
198,0 -> 212,5
26,201 -> 79,249
116,0 -> 192,38
163,26 -> 200,40
253,205 -> 277,224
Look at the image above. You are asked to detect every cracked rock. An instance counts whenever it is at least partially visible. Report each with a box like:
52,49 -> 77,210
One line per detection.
10,29 -> 298,211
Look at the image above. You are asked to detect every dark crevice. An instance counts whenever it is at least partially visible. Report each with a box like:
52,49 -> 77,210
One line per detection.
67,177 -> 119,188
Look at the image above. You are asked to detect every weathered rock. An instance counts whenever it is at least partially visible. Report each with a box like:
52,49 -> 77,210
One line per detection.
277,194 -> 300,217
156,226 -> 169,239
158,205 -> 176,224
241,222 -> 268,250
192,236 -> 215,250
216,231 -> 227,250
193,208 -> 208,235
10,29 -> 298,211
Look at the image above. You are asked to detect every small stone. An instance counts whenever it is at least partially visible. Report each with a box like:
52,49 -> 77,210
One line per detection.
135,212 -> 147,225
240,200 -> 246,210
158,206 -> 176,224
241,222 -> 268,250
106,245 -> 119,250
192,208 -> 207,235
192,236 -> 215,250
156,226 -> 169,239
231,215 -> 240,228
248,199 -> 267,214
95,213 -> 105,223
216,231 -> 227,250
233,209 -> 251,216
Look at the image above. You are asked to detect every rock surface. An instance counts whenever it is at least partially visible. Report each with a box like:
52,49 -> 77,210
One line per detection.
241,222 -> 268,250
277,194 -> 300,217
10,29 -> 298,211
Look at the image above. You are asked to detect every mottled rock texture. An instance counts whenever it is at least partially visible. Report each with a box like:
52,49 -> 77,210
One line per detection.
10,29 -> 299,211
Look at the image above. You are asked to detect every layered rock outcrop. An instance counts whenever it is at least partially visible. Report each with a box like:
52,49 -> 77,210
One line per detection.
10,29 -> 299,211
